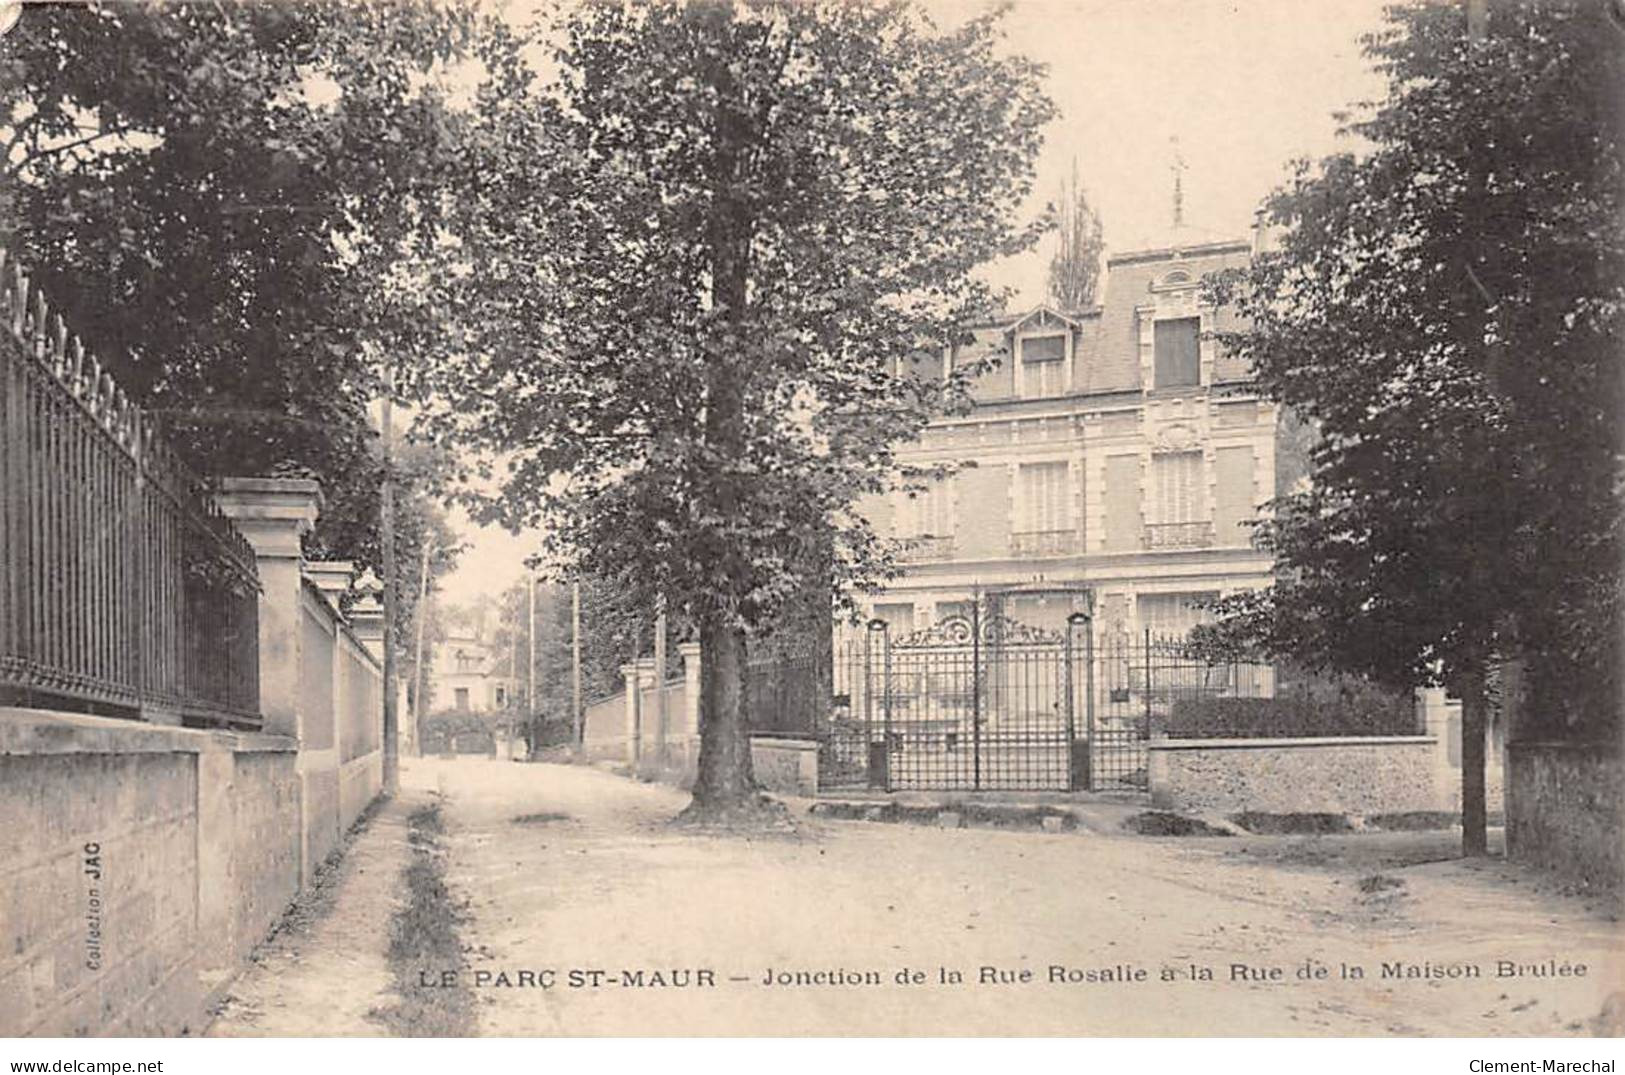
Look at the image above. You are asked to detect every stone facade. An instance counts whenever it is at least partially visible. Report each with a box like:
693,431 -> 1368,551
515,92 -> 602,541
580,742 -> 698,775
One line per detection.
429,626 -> 516,716
852,233 -> 1280,645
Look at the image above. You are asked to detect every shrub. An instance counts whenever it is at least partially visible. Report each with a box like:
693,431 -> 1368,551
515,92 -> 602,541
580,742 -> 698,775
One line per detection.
1162,691 -> 1417,739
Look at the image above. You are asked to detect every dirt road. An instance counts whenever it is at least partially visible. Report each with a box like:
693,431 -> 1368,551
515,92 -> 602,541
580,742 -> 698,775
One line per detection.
415,757 -> 1621,1036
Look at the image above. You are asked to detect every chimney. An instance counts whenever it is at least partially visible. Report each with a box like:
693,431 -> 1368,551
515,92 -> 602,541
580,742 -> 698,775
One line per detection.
1252,208 -> 1277,256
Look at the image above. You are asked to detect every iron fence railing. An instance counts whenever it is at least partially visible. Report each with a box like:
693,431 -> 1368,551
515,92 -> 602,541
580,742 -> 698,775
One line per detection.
1010,529 -> 1080,557
1143,520 -> 1214,550
0,251 -> 261,727
818,613 -> 1419,792
746,639 -> 831,738
898,534 -> 955,562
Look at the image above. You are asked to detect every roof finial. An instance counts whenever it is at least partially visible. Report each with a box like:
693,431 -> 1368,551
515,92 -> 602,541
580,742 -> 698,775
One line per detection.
1170,135 -> 1186,229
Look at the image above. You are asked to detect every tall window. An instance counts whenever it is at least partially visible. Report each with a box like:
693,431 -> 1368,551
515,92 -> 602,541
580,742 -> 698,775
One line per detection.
1139,592 -> 1218,639
1153,317 -> 1200,388
1020,334 -> 1066,398
1019,462 -> 1070,532
873,602 -> 915,637
1152,452 -> 1203,523
454,687 -> 470,712
898,479 -> 952,538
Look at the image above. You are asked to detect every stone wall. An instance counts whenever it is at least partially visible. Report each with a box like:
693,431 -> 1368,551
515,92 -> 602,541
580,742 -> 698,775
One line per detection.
0,709 -> 299,1036
216,480 -> 385,889
580,693 -> 626,762
0,477 -> 389,1038
1506,741 -> 1622,890
749,735 -> 820,796
1148,736 -> 1446,816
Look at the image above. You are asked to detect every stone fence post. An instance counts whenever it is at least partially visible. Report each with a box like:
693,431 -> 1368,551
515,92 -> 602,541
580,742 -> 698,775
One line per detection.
304,560 -> 354,618
621,662 -> 641,765
214,477 -> 343,887
214,478 -> 322,740
678,641 -> 703,783
635,656 -> 659,769
679,642 -> 702,740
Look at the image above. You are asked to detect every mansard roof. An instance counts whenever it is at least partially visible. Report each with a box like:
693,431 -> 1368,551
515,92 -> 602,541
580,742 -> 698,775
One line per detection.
952,231 -> 1255,400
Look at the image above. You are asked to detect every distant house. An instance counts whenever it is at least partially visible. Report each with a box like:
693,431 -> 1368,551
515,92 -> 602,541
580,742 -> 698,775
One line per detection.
429,622 -> 516,715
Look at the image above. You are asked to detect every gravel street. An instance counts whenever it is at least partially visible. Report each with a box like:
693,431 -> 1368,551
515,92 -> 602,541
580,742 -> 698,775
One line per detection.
405,757 -> 1622,1037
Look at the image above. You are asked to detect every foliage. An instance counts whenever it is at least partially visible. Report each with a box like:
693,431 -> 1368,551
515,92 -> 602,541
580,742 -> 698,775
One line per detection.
1201,0 -> 1623,739
1045,156 -> 1104,311
430,0 -> 1052,628
427,1 -> 1054,805
1162,692 -> 1417,740
419,710 -> 496,755
486,573 -> 688,723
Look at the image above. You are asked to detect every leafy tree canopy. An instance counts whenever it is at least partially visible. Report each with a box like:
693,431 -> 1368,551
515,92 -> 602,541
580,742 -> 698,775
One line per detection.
1200,0 -> 1622,739
431,0 -> 1054,631
1,0 -> 478,576
426,0 -> 1054,809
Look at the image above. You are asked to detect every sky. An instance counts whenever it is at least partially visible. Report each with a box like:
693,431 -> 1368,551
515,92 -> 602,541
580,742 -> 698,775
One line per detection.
434,0 -> 1395,610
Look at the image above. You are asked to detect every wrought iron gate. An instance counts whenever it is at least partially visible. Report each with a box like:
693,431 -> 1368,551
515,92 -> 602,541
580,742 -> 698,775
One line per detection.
823,606 -> 1127,792
821,614 -> 1265,793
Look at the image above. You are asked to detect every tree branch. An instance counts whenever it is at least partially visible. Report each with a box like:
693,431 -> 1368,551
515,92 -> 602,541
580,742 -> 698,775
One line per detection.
3,123 -> 140,179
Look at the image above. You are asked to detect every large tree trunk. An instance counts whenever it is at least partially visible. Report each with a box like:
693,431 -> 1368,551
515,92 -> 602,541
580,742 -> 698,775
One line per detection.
691,616 -> 757,809
1459,667 -> 1489,857
682,49 -> 764,819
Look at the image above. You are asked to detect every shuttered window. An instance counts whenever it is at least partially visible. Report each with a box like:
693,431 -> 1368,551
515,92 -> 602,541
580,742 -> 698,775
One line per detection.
1139,592 -> 1218,639
1020,462 -> 1070,532
898,479 -> 952,537
1020,334 -> 1066,398
1153,317 -> 1200,387
1152,452 -> 1203,524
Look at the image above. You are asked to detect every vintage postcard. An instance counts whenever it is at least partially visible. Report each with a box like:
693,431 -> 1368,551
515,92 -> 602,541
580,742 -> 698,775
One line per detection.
0,0 -> 1620,1048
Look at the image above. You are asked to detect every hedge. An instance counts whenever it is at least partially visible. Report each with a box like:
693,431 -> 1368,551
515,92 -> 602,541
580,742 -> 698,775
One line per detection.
1161,692 -> 1419,739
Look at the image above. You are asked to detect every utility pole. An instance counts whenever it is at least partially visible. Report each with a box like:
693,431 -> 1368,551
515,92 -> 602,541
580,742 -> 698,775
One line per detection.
410,537 -> 431,759
654,602 -> 668,766
380,367 -> 399,797
510,598 -> 520,712
571,579 -> 583,749
1459,0 -> 1490,858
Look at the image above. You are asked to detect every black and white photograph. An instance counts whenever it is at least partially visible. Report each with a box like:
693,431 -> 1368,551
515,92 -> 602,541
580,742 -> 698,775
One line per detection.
0,0 -> 1620,1054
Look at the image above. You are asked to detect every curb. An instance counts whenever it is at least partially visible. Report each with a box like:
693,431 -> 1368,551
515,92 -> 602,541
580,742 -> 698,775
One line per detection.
807,800 -> 1486,839
807,799 -> 1089,834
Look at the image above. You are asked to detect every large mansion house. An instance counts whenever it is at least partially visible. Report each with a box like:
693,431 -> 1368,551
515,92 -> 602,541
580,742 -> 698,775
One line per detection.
853,226 -> 1282,644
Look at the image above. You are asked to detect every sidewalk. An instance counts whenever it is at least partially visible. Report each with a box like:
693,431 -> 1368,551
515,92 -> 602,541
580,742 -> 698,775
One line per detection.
206,791 -> 421,1036
805,788 -> 1153,834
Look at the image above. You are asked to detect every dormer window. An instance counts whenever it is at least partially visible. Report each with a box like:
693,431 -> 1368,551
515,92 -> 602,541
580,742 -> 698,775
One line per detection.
1019,333 -> 1066,398
1153,317 -> 1200,388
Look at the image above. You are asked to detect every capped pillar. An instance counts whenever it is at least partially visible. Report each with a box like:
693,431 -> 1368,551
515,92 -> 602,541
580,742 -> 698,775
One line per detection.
678,641 -> 702,738
304,560 -> 355,619
214,477 -> 322,739
621,663 -> 642,764
348,568 -> 386,664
